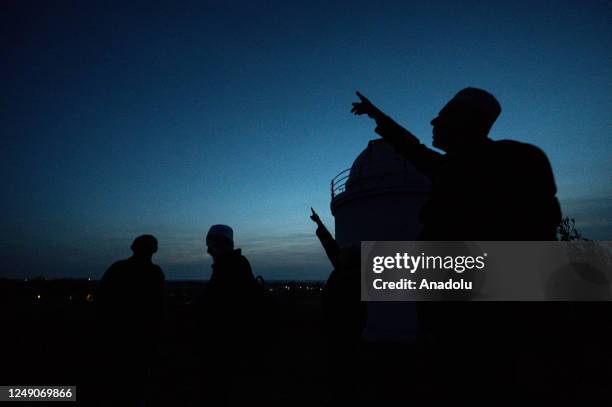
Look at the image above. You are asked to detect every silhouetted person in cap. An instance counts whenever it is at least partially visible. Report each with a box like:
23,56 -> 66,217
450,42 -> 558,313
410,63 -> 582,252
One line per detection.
96,234 -> 165,406
205,225 -> 259,306
198,225 -> 263,406
351,88 -> 561,240
352,89 -> 562,404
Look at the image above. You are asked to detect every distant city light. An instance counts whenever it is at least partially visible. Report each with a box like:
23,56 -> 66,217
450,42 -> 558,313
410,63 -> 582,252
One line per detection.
36,294 -> 41,299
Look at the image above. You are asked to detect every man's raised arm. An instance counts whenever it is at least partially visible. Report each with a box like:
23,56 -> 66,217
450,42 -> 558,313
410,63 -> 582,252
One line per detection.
309,208 -> 341,270
351,91 -> 442,177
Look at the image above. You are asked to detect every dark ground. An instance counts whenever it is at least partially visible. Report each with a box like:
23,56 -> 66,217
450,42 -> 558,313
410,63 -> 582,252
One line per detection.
1,279 -> 611,406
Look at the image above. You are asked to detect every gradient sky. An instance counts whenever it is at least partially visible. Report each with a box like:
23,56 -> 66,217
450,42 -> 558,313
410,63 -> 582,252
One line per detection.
1,0 -> 610,280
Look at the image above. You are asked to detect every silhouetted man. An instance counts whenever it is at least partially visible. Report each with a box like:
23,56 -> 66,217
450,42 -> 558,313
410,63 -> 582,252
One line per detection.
351,88 -> 561,240
205,225 -> 259,306
310,208 -> 365,340
310,209 -> 366,405
96,234 -> 165,406
199,224 -> 262,406
310,207 -> 341,270
352,89 -> 562,404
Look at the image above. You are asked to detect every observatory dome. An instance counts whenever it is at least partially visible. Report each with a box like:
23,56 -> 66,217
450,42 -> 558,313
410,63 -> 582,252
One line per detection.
329,139 -> 432,342
330,139 -> 431,246
332,139 -> 429,210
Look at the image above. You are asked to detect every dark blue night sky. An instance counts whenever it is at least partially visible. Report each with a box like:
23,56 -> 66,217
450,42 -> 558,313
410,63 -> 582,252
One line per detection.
1,1 -> 610,279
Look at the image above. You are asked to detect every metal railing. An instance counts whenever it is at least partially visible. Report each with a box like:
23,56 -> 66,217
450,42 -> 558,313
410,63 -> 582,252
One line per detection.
331,168 -> 351,198
331,164 -> 426,199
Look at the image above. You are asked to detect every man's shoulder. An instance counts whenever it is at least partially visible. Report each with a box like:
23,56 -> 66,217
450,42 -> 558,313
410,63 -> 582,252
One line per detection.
231,251 -> 255,279
99,259 -> 131,288
112,258 -> 131,267
235,252 -> 252,269
151,264 -> 165,281
492,139 -> 545,154
104,259 -> 164,279
490,139 -> 550,163
104,259 -> 130,275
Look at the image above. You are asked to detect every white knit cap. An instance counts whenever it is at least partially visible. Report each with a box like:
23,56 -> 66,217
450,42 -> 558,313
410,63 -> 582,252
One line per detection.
206,224 -> 234,243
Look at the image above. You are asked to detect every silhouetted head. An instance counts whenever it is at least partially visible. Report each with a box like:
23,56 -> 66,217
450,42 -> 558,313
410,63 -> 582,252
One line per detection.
206,224 -> 234,259
130,234 -> 158,260
430,87 -> 501,152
